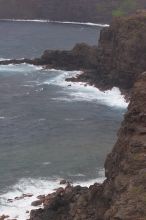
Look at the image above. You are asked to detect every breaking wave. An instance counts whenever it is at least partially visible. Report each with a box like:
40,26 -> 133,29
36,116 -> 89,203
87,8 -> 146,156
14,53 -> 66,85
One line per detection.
0,170 -> 105,220
43,69 -> 128,109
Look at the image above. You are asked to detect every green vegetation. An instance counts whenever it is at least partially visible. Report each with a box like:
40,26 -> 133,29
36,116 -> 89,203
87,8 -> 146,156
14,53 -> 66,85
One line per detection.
112,9 -> 125,17
112,0 -> 138,17
97,0 -> 141,18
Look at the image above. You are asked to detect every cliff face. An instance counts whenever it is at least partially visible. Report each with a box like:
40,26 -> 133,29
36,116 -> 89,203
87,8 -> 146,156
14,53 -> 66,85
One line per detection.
0,0 -> 145,23
38,43 -> 98,70
29,73 -> 146,220
66,11 -> 146,94
97,11 -> 146,90
103,72 -> 146,219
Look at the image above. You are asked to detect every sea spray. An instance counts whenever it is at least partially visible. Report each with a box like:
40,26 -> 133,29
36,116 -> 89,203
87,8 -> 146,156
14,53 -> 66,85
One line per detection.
0,171 -> 105,220
43,69 -> 128,109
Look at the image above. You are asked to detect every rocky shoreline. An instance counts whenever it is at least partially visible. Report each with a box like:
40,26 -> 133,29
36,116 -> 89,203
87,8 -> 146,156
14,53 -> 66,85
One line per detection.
29,72 -> 146,220
28,11 -> 146,220
2,11 -> 146,99
1,11 -> 146,219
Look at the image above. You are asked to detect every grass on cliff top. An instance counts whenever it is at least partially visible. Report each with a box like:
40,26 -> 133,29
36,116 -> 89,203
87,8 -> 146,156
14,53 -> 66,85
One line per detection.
97,0 -> 142,18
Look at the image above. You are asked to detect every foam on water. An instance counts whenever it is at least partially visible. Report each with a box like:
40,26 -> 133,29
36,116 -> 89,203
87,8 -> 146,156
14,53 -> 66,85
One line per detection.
0,63 -> 128,108
0,63 -> 42,73
0,178 -> 62,220
0,171 -> 105,220
43,70 -> 128,108
0,117 -> 5,120
0,19 -> 109,27
0,58 -> 11,61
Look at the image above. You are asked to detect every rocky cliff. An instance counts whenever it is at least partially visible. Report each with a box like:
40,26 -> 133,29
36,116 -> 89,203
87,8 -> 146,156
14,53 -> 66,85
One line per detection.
0,0 -> 145,23
29,11 -> 146,220
38,11 -> 146,95
69,10 -> 146,94
29,72 -> 146,220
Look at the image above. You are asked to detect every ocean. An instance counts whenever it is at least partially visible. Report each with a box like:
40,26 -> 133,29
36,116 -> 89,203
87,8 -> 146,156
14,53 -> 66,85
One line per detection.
0,20 -> 127,219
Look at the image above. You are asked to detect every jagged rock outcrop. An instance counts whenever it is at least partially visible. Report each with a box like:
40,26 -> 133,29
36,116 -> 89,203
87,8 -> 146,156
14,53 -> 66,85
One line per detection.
69,11 -> 146,92
0,43 -> 98,70
37,43 -> 98,70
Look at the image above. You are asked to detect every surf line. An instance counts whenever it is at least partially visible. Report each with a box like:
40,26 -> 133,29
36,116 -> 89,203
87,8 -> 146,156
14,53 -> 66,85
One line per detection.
0,19 -> 109,27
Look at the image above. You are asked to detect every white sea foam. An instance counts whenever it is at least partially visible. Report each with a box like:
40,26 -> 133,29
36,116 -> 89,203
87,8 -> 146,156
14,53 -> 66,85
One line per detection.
42,161 -> 51,166
0,173 -> 105,220
0,63 -> 42,73
0,19 -> 109,27
0,178 -> 62,220
0,63 -> 128,108
65,118 -> 85,121
0,58 -> 11,61
68,173 -> 86,177
0,116 -> 5,120
43,70 -> 128,109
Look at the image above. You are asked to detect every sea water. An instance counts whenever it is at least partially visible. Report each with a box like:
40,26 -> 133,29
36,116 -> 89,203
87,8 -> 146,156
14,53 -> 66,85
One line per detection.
0,21 -> 127,219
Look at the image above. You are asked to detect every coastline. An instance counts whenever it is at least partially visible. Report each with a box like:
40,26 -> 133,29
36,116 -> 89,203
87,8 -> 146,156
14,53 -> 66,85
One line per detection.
1,11 -> 146,219
0,19 -> 109,27
29,71 -> 146,220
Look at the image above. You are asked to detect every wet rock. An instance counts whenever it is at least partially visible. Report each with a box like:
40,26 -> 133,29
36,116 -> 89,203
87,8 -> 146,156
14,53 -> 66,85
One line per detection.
7,199 -> 13,203
56,187 -> 64,196
31,200 -> 43,207
23,193 -> 33,197
60,179 -> 67,185
14,193 -> 33,201
37,195 -> 45,200
0,215 -> 9,220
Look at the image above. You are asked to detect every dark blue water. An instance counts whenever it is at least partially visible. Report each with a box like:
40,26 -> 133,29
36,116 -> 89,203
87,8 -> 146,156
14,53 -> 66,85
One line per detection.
0,20 -> 102,59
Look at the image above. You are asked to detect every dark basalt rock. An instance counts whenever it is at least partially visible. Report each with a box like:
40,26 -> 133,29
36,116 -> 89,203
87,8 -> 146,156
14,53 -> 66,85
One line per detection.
67,11 -> 146,94
31,200 -> 43,207
0,43 -> 98,70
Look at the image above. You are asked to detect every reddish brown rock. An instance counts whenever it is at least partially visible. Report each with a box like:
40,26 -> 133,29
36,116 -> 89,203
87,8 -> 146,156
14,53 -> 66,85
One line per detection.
0,215 -> 9,220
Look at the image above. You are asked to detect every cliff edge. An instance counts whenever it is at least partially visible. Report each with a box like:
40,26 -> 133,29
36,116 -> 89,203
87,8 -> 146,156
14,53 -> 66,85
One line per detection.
70,10 -> 146,94
29,73 -> 146,220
